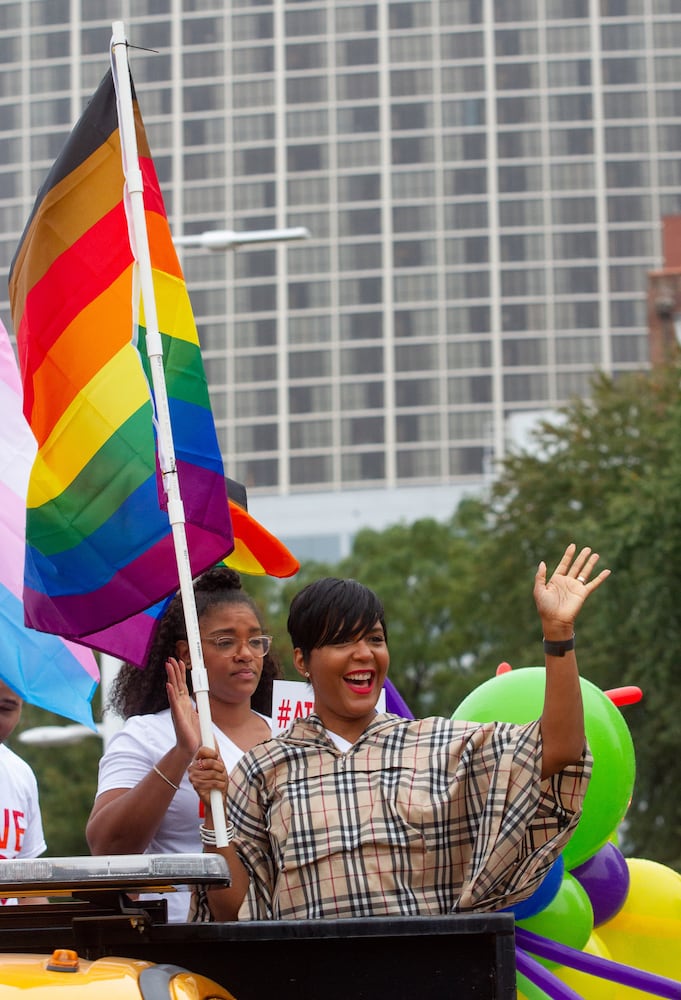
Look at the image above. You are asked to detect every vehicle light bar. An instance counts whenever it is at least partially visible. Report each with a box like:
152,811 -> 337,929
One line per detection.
0,853 -> 230,897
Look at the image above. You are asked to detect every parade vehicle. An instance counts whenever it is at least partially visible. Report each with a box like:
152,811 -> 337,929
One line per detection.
0,855 -> 517,999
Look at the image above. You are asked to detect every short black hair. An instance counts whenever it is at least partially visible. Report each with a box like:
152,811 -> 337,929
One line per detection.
287,577 -> 387,661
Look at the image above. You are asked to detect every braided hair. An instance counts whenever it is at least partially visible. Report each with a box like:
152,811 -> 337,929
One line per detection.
108,566 -> 281,719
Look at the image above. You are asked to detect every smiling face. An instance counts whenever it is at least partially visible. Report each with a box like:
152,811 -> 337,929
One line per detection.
0,679 -> 23,744
176,601 -> 265,709
294,620 -> 389,742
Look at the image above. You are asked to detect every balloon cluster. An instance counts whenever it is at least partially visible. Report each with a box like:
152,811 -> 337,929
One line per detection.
452,668 -> 681,1000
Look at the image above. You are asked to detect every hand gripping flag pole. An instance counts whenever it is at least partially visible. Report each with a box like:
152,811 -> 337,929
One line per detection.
110,21 -> 228,845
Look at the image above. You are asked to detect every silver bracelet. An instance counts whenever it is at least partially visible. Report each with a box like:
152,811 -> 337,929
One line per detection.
152,764 -> 180,791
199,821 -> 235,846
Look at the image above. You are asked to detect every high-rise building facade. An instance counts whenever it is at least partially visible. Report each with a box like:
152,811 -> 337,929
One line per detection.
2,1 -> 679,522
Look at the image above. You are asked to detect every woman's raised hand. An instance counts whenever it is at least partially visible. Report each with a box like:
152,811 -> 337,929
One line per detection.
166,656 -> 201,757
533,543 -> 610,636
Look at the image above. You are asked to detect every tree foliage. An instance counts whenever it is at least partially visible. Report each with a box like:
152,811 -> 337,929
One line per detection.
464,364 -> 681,871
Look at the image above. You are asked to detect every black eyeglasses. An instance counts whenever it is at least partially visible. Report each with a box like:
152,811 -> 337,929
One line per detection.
202,635 -> 272,658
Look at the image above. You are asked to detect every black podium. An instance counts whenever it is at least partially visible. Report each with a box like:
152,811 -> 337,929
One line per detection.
0,909 -> 516,999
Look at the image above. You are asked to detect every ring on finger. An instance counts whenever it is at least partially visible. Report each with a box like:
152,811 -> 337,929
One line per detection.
577,575 -> 587,584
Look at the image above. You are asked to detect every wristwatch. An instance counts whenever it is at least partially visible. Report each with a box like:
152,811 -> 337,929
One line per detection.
542,634 -> 575,657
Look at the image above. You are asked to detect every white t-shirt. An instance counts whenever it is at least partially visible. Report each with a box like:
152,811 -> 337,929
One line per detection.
0,743 -> 47,906
95,708 -> 271,922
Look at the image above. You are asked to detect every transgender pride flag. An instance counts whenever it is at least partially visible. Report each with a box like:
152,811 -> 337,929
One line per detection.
0,318 -> 99,727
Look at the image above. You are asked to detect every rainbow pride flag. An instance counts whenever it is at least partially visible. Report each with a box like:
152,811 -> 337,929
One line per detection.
0,318 -> 99,727
8,69 -> 232,650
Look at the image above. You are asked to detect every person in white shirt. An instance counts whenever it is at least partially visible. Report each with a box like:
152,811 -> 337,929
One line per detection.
0,678 -> 47,905
86,566 -> 280,922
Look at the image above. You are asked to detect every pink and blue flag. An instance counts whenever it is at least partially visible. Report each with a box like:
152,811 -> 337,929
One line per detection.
0,318 -> 99,727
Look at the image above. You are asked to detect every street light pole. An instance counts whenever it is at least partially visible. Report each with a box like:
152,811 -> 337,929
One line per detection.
173,226 -> 310,251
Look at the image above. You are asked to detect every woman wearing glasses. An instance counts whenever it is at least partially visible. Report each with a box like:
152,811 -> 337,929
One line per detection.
86,565 -> 280,922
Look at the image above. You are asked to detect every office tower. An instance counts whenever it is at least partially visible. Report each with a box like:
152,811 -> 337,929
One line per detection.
2,1 -> 680,555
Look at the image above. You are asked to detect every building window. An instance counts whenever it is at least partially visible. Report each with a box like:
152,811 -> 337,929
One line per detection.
554,300 -> 599,330
553,266 -> 598,295
448,375 -> 493,405
394,240 -> 437,268
338,173 -> 381,202
440,31 -> 484,60
290,420 -> 333,449
550,127 -> 594,156
336,37 -> 379,67
396,412 -> 439,443
286,76 -> 328,104
446,306 -> 491,335
287,144 -> 326,172
339,276 -> 383,306
336,72 -> 379,100
341,415 -> 385,446
501,303 -> 547,332
235,423 -> 278,453
447,340 -> 492,368
495,61 -> 539,90
555,336 -> 601,364
289,384 -> 333,415
396,377 -> 440,407
503,372 -> 548,403
289,350 -> 332,379
501,267 -> 546,298
340,381 -> 385,409
341,451 -> 386,482
286,42 -> 326,70
337,106 -> 380,135
290,454 -> 333,486
395,343 -> 439,372
396,449 -> 442,479
341,346 -> 384,375
338,243 -> 382,272
552,230 -> 598,259
449,446 -> 485,476
502,338 -> 547,367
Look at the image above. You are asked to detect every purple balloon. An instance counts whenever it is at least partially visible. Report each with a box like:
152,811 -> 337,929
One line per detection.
516,948 -> 582,999
569,841 -> 630,926
384,677 -> 414,719
516,929 -> 681,999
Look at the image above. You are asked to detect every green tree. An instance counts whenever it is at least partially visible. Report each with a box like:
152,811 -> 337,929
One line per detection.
470,364 -> 681,870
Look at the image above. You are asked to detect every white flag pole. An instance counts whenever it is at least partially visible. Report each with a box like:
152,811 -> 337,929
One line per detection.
110,21 -> 228,846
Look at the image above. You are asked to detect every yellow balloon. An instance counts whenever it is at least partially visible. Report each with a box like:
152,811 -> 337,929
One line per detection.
597,858 -> 681,984
554,931 -> 618,999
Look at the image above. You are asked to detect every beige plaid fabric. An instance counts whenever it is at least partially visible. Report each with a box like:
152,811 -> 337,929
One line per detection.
226,713 -> 591,921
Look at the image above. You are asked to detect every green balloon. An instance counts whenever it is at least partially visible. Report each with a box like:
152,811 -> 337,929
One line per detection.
452,668 -> 636,869
517,872 -> 594,968
517,973 -> 552,999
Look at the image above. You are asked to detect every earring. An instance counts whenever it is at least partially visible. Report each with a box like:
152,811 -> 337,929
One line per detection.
305,671 -> 310,678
